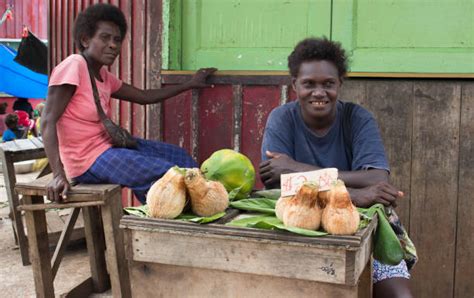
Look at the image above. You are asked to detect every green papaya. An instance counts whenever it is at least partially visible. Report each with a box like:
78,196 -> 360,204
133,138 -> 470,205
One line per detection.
200,149 -> 256,200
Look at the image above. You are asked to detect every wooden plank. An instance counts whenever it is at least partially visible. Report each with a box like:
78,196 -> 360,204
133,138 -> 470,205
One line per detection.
101,188 -> 131,297
162,73 -> 292,86
15,173 -> 119,196
121,215 -> 376,248
129,261 -> 366,298
18,201 -> 104,211
240,85 -> 281,190
82,206 -> 109,293
231,85 -> 243,152
191,89 -> 200,161
162,90 -> 192,152
131,0 -> 146,138
51,208 -> 80,279
454,82 -> 474,298
197,85 -> 234,163
129,229 -> 349,284
410,81 -> 461,297
23,195 -> 54,297
145,0 -> 164,141
364,80 -> 413,228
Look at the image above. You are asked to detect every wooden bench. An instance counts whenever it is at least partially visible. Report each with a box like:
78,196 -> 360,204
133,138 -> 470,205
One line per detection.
0,137 -> 50,265
15,174 -> 131,297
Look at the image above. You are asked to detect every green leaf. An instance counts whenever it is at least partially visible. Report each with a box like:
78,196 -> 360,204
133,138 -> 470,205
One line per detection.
226,215 -> 327,237
123,205 -> 149,217
230,198 -> 277,214
176,212 -> 226,224
358,204 -> 404,265
228,185 -> 244,201
251,189 -> 281,200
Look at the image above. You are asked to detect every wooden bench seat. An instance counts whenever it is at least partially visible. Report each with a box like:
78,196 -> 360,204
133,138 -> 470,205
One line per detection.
15,174 -> 131,298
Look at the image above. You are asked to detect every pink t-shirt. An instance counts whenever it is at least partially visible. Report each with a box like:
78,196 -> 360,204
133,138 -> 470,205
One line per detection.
49,54 -> 123,178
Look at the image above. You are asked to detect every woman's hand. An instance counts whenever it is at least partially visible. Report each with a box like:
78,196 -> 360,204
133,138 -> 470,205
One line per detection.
189,67 -> 218,88
46,173 -> 71,203
349,182 -> 403,208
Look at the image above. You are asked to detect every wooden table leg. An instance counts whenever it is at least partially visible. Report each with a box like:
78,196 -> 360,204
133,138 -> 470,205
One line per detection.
83,206 -> 110,293
101,188 -> 131,298
0,150 -> 30,265
23,195 -> 54,298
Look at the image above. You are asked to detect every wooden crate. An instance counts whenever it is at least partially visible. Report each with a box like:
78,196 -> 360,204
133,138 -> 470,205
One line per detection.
121,212 -> 377,298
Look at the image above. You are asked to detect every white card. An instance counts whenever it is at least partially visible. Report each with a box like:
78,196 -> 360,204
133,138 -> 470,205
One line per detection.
280,168 -> 338,197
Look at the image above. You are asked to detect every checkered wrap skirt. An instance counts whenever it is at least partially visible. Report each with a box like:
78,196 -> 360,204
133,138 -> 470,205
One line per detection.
73,138 -> 197,203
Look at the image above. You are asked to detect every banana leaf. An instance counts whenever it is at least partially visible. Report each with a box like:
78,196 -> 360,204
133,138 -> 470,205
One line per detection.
226,214 -> 327,237
124,205 -> 149,217
251,189 -> 281,200
230,198 -> 277,214
176,212 -> 226,223
358,204 -> 404,266
123,205 -> 225,224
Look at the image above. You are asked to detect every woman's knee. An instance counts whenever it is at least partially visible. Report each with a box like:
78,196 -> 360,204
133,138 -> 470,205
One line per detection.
373,277 -> 413,298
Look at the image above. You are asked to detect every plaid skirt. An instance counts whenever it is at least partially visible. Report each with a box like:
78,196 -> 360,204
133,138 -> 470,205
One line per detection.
73,138 -> 197,203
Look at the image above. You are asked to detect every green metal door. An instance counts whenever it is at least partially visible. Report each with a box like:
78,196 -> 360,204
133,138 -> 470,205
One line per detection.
165,0 -> 331,70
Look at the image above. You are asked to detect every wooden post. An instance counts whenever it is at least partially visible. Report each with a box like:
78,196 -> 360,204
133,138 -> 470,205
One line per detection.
101,187 -> 131,298
0,150 -> 30,265
82,206 -> 109,293
23,195 -> 54,297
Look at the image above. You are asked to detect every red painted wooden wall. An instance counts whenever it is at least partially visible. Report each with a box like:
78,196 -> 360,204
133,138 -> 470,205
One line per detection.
0,0 -> 47,39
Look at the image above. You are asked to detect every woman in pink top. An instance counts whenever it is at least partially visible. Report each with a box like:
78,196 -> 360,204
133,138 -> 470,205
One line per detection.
43,3 -> 216,202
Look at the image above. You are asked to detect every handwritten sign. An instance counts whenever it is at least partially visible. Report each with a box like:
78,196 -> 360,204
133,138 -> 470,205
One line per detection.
280,168 -> 338,197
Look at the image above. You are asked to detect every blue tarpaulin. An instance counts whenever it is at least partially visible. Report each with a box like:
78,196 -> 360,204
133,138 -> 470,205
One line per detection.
0,44 -> 47,98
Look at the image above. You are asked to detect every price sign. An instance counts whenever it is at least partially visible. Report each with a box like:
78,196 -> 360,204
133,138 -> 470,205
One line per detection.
280,168 -> 338,197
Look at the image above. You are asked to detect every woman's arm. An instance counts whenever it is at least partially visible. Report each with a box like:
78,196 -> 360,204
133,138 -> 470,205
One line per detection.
260,152 -> 401,207
42,84 -> 76,202
112,68 -> 217,105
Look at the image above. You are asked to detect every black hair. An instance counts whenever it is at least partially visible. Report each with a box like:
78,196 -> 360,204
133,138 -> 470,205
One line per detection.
288,37 -> 348,78
5,113 -> 18,128
73,3 -> 127,52
0,102 -> 7,114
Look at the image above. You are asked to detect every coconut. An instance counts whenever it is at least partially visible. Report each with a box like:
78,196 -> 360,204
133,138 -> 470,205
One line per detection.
282,182 -> 321,230
147,167 -> 186,219
321,180 -> 360,235
185,168 -> 229,217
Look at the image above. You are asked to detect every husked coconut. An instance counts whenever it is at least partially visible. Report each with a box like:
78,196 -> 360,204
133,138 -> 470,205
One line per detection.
321,180 -> 360,235
275,196 -> 292,221
282,182 -> 321,230
147,167 -> 187,219
185,168 -> 229,217
317,190 -> 330,209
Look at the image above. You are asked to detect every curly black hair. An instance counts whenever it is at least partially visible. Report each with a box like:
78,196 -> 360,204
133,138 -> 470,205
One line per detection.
288,37 -> 348,78
5,113 -> 18,128
73,3 -> 127,52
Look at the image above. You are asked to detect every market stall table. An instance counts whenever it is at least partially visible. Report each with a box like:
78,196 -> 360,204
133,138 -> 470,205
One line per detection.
121,212 -> 377,297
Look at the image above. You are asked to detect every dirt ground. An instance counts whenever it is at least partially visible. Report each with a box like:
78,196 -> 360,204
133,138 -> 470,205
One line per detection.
0,169 -> 108,297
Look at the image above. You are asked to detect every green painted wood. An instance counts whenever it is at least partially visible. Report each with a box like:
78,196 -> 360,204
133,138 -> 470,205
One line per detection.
178,0 -> 331,70
332,0 -> 474,74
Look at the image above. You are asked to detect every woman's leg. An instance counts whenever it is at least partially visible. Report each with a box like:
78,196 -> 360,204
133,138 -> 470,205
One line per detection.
74,144 -> 190,203
373,260 -> 413,298
135,138 -> 197,168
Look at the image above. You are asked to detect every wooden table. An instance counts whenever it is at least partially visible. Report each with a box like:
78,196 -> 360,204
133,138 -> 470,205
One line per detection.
0,137 -> 49,265
121,213 -> 377,298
